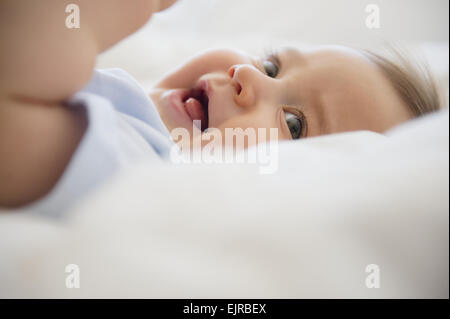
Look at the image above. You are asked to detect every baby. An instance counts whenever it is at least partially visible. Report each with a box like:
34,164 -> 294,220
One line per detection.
150,46 -> 440,150
0,0 -> 440,215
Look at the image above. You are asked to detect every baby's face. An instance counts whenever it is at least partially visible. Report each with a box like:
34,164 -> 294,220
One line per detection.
150,46 -> 413,148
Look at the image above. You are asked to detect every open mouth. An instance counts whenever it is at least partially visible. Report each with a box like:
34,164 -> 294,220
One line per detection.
182,87 -> 209,132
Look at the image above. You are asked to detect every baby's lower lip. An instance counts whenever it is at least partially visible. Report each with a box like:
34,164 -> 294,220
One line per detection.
166,89 -> 201,128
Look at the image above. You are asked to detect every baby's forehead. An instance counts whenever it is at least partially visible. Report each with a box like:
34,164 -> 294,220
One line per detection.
278,45 -> 368,66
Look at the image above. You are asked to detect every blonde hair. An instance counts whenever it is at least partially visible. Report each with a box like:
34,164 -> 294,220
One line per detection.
363,48 -> 442,117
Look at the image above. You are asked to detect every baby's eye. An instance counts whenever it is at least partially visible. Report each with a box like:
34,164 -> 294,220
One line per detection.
284,111 -> 303,139
263,60 -> 279,78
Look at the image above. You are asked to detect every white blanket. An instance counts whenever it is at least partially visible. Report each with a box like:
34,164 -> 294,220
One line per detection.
0,109 -> 448,298
1,0 -> 448,299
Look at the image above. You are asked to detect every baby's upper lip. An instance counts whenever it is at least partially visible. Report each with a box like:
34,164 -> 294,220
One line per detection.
195,79 -> 211,99
180,79 -> 211,102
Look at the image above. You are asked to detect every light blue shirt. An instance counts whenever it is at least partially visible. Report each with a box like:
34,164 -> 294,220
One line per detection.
21,68 -> 176,219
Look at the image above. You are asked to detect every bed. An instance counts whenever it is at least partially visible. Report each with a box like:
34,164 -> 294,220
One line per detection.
0,0 -> 448,298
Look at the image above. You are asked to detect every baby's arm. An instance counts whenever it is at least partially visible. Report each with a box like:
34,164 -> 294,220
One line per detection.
0,1 -> 100,104
0,0 -> 177,207
0,0 -> 97,207
1,0 -> 177,106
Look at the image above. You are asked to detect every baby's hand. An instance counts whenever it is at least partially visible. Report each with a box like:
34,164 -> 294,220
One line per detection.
154,0 -> 178,12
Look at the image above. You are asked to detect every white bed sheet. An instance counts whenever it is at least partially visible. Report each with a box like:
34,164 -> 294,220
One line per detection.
0,0 -> 448,299
0,109 -> 448,298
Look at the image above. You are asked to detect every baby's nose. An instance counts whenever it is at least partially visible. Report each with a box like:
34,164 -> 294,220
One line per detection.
228,65 -> 256,108
228,66 -> 242,95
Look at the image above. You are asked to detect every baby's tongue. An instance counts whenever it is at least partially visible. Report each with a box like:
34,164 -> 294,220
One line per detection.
184,97 -> 206,128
